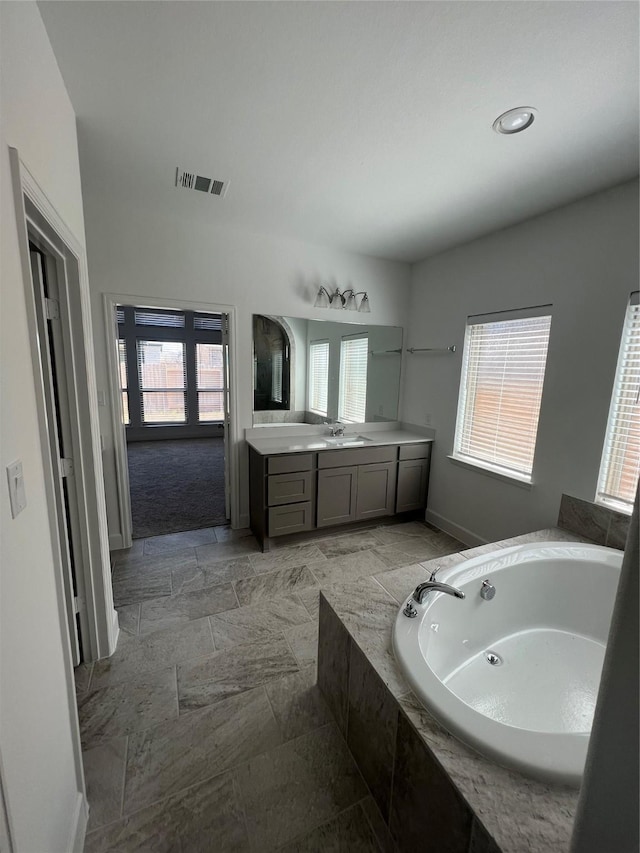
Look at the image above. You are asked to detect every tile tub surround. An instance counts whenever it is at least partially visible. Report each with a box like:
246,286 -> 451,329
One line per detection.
558,493 -> 630,549
89,520 -> 577,849
317,529 -> 593,853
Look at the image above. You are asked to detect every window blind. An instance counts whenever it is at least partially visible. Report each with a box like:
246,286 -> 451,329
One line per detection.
597,294 -> 640,511
453,314 -> 552,479
137,340 -> 187,423
118,339 -> 129,425
196,342 -> 224,422
338,336 -> 368,423
135,309 -> 185,328
194,313 -> 222,331
309,341 -> 329,415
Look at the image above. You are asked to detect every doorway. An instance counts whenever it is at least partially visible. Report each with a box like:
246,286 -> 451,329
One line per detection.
106,300 -> 236,544
28,242 -> 89,664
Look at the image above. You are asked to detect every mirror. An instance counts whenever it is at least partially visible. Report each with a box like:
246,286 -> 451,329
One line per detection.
252,315 -> 403,425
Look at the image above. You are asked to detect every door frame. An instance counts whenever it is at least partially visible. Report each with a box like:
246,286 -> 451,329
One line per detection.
9,148 -> 118,667
103,292 -> 240,547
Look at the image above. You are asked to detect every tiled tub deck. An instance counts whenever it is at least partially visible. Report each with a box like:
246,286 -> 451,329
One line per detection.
317,529 -> 601,853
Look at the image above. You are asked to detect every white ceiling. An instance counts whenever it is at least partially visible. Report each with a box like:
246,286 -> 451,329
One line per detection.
39,1 -> 639,263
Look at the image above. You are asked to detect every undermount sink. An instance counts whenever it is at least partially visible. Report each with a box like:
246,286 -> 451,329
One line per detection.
323,435 -> 372,446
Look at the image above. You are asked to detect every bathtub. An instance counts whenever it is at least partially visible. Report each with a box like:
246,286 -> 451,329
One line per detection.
392,542 -> 623,786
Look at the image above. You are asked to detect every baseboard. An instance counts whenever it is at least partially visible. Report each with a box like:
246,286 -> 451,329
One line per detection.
109,532 -> 124,551
425,509 -> 486,548
67,791 -> 88,853
109,608 -> 120,656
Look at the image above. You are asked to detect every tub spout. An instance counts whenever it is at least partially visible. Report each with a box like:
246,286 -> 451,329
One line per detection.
412,580 -> 465,605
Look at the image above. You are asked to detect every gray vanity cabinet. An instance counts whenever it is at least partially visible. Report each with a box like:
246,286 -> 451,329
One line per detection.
248,439 -> 432,550
317,466 -> 358,527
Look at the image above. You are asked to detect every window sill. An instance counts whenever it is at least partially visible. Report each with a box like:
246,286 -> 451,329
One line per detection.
447,455 -> 533,490
595,496 -> 633,516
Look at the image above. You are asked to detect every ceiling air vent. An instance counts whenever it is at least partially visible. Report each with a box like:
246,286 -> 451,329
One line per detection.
175,168 -> 229,198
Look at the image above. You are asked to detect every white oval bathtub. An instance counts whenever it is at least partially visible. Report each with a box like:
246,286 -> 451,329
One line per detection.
392,542 -> 623,786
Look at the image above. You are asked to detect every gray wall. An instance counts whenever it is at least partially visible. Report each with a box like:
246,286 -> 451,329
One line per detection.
401,181 -> 639,544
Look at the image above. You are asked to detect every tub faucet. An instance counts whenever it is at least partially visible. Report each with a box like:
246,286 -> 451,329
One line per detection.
412,580 -> 465,604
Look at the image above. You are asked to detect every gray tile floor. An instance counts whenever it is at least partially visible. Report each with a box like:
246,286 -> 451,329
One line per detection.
76,521 -> 463,851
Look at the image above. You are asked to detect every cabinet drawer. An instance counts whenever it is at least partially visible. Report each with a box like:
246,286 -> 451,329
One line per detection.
268,502 -> 313,537
398,443 -> 432,461
318,445 -> 396,469
267,453 -> 313,475
267,471 -> 313,507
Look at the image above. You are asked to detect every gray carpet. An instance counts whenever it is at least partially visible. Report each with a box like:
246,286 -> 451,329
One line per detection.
127,438 -> 227,539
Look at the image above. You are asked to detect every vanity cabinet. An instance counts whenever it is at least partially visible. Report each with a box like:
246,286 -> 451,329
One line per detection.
248,439 -> 431,550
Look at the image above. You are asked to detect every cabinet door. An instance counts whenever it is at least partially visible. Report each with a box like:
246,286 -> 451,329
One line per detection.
317,466 -> 358,527
396,459 -> 429,513
355,462 -> 397,521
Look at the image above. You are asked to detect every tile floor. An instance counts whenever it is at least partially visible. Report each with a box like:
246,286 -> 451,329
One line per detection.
75,520 -> 463,851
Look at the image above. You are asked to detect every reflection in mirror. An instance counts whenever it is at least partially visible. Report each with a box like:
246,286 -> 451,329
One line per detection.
252,315 -> 403,425
253,316 -> 291,411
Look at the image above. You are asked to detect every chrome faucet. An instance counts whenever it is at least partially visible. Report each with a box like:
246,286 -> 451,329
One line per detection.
412,566 -> 465,605
326,421 -> 345,437
412,580 -> 465,604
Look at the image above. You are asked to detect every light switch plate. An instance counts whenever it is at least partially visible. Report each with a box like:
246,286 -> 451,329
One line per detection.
7,460 -> 27,518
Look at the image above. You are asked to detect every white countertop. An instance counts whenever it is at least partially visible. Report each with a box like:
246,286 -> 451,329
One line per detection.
245,429 -> 433,456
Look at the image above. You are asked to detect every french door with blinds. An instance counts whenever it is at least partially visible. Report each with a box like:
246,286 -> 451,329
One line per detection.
117,306 -> 226,439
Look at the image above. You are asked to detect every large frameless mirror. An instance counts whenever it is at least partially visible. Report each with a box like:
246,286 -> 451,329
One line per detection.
252,315 -> 403,425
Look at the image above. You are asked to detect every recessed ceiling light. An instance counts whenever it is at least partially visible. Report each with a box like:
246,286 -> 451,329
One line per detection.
493,107 -> 536,135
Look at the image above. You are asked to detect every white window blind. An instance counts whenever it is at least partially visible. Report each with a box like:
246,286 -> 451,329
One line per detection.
453,312 -> 552,480
271,350 -> 283,404
308,341 -> 329,415
118,339 -> 129,425
339,336 -> 368,423
137,340 -> 187,423
196,343 -> 224,422
597,294 -> 640,512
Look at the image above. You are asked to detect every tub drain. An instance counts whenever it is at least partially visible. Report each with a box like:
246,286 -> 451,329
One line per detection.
485,651 -> 502,666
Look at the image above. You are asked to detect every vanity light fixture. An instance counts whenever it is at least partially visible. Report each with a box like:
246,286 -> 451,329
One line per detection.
492,106 -> 536,135
314,286 -> 371,313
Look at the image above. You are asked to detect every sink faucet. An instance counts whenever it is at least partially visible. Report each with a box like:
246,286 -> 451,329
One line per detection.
412,566 -> 465,604
325,421 -> 346,437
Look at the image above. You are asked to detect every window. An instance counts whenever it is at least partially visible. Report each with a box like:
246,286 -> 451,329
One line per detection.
453,309 -> 552,482
137,340 -> 187,423
196,343 -> 225,422
118,306 -> 225,433
118,339 -> 129,425
339,335 -> 368,423
308,341 -> 329,415
596,294 -> 640,513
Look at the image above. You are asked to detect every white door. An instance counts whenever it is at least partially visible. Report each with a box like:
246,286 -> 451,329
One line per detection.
29,247 -> 89,665
221,313 -> 231,520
